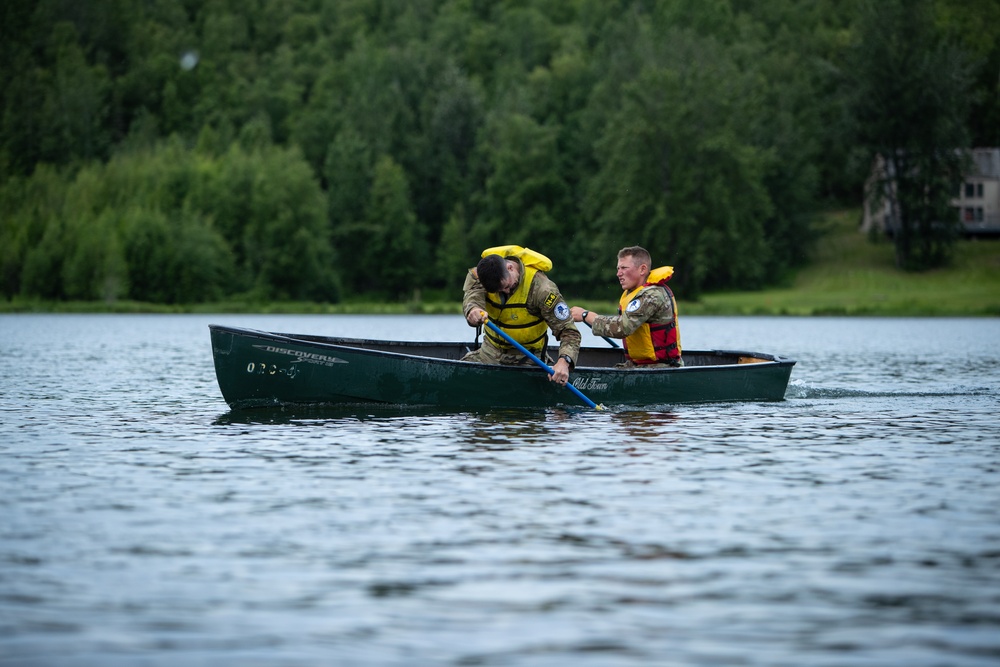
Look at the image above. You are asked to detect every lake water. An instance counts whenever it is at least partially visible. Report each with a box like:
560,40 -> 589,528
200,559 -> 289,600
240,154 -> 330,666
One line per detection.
1,314 -> 998,667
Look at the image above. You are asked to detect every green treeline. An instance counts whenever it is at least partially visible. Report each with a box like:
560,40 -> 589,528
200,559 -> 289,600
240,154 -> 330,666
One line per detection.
1,0 -> 998,304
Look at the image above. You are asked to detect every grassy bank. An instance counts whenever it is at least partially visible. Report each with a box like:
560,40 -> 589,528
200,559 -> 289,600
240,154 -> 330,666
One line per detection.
679,210 -> 1000,316
3,210 -> 998,316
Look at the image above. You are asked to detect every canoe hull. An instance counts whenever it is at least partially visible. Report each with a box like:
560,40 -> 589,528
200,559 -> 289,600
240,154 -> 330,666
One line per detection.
209,325 -> 796,410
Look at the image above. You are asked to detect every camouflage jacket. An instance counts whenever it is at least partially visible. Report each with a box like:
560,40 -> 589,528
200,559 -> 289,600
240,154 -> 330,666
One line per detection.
592,285 -> 676,340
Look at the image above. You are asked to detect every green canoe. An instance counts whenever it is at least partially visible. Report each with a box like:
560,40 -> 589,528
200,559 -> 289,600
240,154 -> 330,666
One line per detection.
209,324 -> 796,410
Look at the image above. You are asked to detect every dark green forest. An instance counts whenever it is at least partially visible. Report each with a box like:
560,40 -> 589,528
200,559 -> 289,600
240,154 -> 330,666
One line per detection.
1,0 -> 997,304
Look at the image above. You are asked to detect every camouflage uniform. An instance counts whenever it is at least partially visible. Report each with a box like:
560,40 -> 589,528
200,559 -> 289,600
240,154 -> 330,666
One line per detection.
592,286 -> 683,368
462,258 -> 581,366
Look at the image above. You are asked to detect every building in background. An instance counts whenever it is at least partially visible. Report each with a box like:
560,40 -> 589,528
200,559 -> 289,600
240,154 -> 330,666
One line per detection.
862,147 -> 1000,237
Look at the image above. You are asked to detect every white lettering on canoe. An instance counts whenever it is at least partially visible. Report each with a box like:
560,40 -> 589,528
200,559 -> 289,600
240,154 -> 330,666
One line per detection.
572,377 -> 608,392
246,361 -> 300,379
252,344 -> 348,367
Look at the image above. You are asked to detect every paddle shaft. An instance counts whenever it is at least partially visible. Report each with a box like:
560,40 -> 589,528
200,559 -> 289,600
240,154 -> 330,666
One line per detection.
482,319 -> 602,410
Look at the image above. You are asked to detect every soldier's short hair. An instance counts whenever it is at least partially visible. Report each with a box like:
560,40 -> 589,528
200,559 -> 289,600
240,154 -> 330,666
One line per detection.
477,254 -> 507,292
618,245 -> 651,268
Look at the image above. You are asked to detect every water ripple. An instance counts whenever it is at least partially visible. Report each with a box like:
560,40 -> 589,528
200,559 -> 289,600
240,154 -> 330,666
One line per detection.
2,315 -> 999,666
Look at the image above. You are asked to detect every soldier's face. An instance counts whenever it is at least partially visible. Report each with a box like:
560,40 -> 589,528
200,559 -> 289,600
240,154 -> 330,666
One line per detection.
617,258 -> 646,291
498,261 -> 520,295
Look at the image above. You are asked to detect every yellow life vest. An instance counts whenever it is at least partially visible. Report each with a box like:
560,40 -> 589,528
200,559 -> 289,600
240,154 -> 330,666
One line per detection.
481,245 -> 553,271
618,266 -> 682,363
480,246 -> 552,354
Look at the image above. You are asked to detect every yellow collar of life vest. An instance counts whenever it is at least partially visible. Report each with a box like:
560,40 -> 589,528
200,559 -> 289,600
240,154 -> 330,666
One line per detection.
621,266 -> 673,303
481,245 -> 553,272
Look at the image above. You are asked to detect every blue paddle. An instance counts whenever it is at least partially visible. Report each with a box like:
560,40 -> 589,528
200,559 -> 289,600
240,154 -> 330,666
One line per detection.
482,316 -> 605,411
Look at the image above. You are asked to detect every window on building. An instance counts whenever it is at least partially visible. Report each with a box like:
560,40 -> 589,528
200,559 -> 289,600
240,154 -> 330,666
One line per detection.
976,207 -> 984,222
964,207 -> 975,221
977,183 -> 984,198
965,183 -> 976,198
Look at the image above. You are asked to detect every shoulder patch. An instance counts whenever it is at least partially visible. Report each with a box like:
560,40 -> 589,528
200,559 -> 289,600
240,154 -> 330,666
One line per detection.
626,298 -> 642,313
554,301 -> 570,320
544,293 -> 557,309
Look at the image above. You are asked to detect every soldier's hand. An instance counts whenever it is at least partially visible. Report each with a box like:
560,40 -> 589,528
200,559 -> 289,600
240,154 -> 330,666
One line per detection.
466,309 -> 486,326
549,357 -> 570,385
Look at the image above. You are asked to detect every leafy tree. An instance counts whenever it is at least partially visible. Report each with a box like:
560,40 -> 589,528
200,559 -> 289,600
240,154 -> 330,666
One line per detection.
366,154 -> 427,298
61,209 -> 129,302
121,206 -> 235,303
935,0 -> 1000,146
417,61 -> 484,242
169,213 -> 237,303
120,206 -> 178,302
324,128 -> 373,227
435,204 -> 472,294
41,22 -> 112,165
20,218 -> 68,300
848,0 -> 973,270
236,144 -> 338,301
480,112 -> 571,254
1,42 -> 48,176
324,128 -> 376,295
583,27 -> 775,298
0,166 -> 68,296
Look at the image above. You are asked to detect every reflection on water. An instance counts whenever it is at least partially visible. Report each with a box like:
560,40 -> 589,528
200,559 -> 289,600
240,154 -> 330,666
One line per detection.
1,314 -> 999,667
213,404 -> 474,426
611,410 -> 678,436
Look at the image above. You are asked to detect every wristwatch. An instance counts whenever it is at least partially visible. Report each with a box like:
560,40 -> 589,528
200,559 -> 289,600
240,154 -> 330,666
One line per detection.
581,310 -> 590,323
559,354 -> 575,369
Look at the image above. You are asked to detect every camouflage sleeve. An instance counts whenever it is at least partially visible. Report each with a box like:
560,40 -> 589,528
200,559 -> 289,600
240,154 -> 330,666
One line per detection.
461,269 -> 487,323
527,272 -> 581,363
592,288 -> 672,338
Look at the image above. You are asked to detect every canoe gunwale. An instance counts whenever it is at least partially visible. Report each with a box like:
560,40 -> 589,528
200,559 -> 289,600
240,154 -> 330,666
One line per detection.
209,324 -> 794,372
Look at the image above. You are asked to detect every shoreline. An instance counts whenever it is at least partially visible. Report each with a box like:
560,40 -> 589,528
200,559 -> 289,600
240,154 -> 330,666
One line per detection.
3,211 -> 998,317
